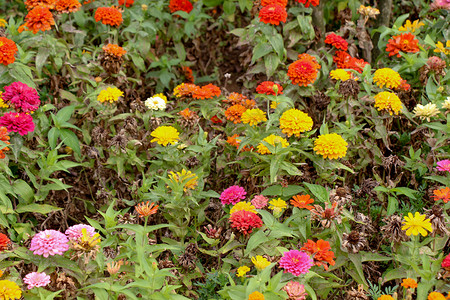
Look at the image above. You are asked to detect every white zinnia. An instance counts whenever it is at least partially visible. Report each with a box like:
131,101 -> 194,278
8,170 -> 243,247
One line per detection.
413,103 -> 440,121
442,97 -> 450,110
145,96 -> 166,111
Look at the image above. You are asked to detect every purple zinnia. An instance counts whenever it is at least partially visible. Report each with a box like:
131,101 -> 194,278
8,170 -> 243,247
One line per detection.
29,230 -> 69,258
2,82 -> 40,113
23,272 -> 51,289
0,112 -> 35,135
65,224 -> 96,241
437,160 -> 450,172
279,250 -> 313,276
220,185 -> 247,205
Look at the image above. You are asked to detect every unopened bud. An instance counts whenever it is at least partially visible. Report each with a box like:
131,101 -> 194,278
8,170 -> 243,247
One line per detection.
141,4 -> 148,11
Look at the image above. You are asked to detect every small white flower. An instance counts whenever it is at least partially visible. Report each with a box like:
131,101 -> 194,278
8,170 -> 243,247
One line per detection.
413,103 -> 440,121
442,97 -> 450,110
145,96 -> 166,111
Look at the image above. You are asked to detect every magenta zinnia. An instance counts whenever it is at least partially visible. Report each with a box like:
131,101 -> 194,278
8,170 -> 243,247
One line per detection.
279,250 -> 313,276
2,82 -> 40,113
65,224 -> 96,241
220,185 -> 247,205
437,160 -> 450,172
229,210 -> 263,235
0,112 -> 35,136
23,272 -> 51,289
29,230 -> 69,257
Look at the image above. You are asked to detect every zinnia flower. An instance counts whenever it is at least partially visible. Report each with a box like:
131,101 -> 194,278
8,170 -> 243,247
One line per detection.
236,266 -> 250,277
169,0 -> 193,13
268,198 -> 287,217
313,133 -> 348,160
386,33 -> 420,58
261,0 -> 287,6
401,278 -> 418,289
145,94 -> 167,110
325,33 -> 348,51
442,254 -> 450,269
279,108 -> 313,137
102,44 -> 126,58
413,103 -> 440,121
55,0 -> 81,13
135,201 -> 159,217
256,81 -> 283,95
257,134 -> 289,155
433,187 -> 450,203
434,41 -> 450,55
248,291 -> 265,300
0,112 -> 35,136
374,91 -> 403,115
168,169 -> 198,191
173,83 -> 198,98
290,194 -> 314,210
437,160 -> 450,172
330,69 -> 351,81
283,281 -> 307,300
21,6 -> 55,34
225,104 -> 247,124
378,296 -> 394,300
95,7 -> 123,27
428,292 -> 446,300
192,84 -> 221,99
0,37 -> 18,66
358,5 -> 380,18
259,4 -> 287,25
251,255 -> 271,270
279,250 -> 313,276
97,87 -> 123,103
296,0 -> 319,7
230,202 -> 257,214
0,127 -> 10,159
118,0 -> 134,7
0,280 -> 22,299
2,82 -> 40,113
220,185 -> 246,205
150,126 -> 180,146
181,66 -> 194,83
24,0 -> 55,9
23,272 -> 51,289
301,239 -> 336,270
29,230 -> 69,257
241,109 -> 267,126
401,212 -> 433,236
333,51 -> 369,73
0,233 -> 10,251
65,224 -> 96,241
288,54 -> 321,86
399,20 -> 425,33
443,97 -> 450,110
251,195 -> 269,209
373,68 -> 402,89
229,210 -> 263,235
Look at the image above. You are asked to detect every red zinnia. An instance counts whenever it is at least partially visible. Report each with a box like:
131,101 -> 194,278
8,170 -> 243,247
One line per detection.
0,37 -> 18,66
210,115 -> 223,124
95,7 -> 123,27
118,0 -> 134,7
256,81 -> 283,95
0,232 -> 10,251
169,0 -> 193,13
386,33 -> 420,58
296,0 -> 319,7
325,33 -> 348,51
21,6 -> 55,34
288,53 -> 321,86
229,210 -> 263,235
259,4 -> 287,26
301,239 -> 336,270
333,51 -> 369,73
261,0 -> 288,6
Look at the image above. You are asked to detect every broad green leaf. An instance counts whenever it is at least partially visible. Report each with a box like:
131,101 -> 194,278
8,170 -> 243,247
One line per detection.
15,203 -> 62,214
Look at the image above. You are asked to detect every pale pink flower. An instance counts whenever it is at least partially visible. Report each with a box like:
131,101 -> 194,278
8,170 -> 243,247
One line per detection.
437,160 -> 450,172
283,281 -> 308,300
29,230 -> 69,257
23,272 -> 51,289
65,224 -> 96,241
279,250 -> 313,276
220,185 -> 246,205
251,195 -> 269,209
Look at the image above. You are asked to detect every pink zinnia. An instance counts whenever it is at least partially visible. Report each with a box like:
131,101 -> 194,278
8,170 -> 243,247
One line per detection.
229,210 -> 263,235
251,195 -> 269,209
23,272 -> 51,289
220,185 -> 246,205
283,281 -> 307,300
29,230 -> 69,258
65,224 -> 96,241
0,112 -> 35,135
437,160 -> 450,172
442,254 -> 450,269
279,250 -> 313,276
2,82 -> 40,113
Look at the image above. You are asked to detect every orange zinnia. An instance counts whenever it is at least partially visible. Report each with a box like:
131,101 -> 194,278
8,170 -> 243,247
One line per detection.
118,0 -> 134,7
288,53 -> 321,86
174,83 -> 198,98
94,7 -> 123,27
386,33 -> 420,58
192,83 -> 221,99
0,127 -> 10,159
55,0 -> 82,13
135,201 -> 159,218
0,37 -> 18,66
181,66 -> 194,83
178,107 -> 195,119
333,51 -> 369,73
25,0 -> 56,10
301,239 -> 336,270
401,278 -> 418,289
261,0 -> 288,7
226,134 -> 252,152
259,4 -> 287,26
433,187 -> 450,203
225,104 -> 247,124
102,44 -> 126,57
290,195 -> 314,210
21,6 -> 55,34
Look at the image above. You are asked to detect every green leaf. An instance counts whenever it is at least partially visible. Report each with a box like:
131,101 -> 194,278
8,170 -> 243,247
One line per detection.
245,230 -> 269,256
15,203 -> 62,214
251,43 -> 273,65
264,53 -> 280,77
60,129 -> 81,155
36,47 -> 50,77
304,183 -> 328,202
203,0 -> 224,6
268,34 -> 284,60
56,105 -> 75,123
261,185 -> 283,196
387,196 -> 398,215
48,127 -> 60,149
13,180 -> 34,204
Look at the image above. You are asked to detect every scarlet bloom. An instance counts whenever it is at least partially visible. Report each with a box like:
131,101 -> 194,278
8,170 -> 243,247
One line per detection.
135,201 -> 159,218
325,33 -> 348,51
55,0 -> 82,13
288,53 -> 321,86
433,187 -> 450,203
210,115 -> 223,124
225,104 -> 247,123
22,6 -> 55,34
0,127 -> 10,159
333,51 -> 369,73
192,84 -> 221,99
118,0 -> 134,7
256,81 -> 283,95
259,4 -> 287,26
261,0 -> 288,6
386,33 -> 420,58
169,0 -> 193,13
95,7 -> 123,27
229,210 -> 263,235
0,232 -> 10,251
296,0 -> 319,7
301,239 -> 336,270
290,194 -> 314,210
0,37 -> 18,66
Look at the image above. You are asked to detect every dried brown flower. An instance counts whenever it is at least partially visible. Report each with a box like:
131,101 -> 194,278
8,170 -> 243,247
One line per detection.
381,214 -> 408,243
342,231 -> 367,253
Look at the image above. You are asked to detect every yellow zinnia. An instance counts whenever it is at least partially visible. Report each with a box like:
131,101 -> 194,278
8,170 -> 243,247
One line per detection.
279,108 -> 313,137
268,198 -> 287,217
313,133 -> 348,160
251,255 -> 271,271
0,92 -> 8,108
373,68 -> 401,89
236,266 -> 250,277
97,87 -> 123,103
399,20 -> 424,33
0,280 -> 22,300
230,202 -> 257,214
168,169 -> 198,191
257,134 -> 289,155
402,212 -> 432,236
150,126 -> 180,146
241,108 -> 267,126
434,41 -> 450,55
330,69 -> 351,81
374,91 -> 403,115
0,19 -> 6,28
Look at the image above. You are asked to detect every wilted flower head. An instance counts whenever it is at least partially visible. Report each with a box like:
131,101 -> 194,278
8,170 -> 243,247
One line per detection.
29,230 -> 69,257
358,5 -> 379,18
413,103 -> 440,121
310,202 -> 343,228
220,185 -> 247,205
251,195 -> 269,209
342,231 -> 367,253
106,260 -> 124,275
23,272 -> 51,289
279,250 -> 313,276
65,224 -> 96,241
381,214 -> 408,243
283,281 -> 307,300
